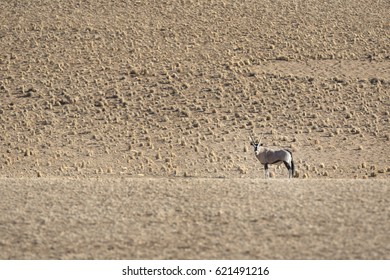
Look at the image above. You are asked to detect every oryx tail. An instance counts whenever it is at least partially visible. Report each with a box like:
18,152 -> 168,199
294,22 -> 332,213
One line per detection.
286,150 -> 294,178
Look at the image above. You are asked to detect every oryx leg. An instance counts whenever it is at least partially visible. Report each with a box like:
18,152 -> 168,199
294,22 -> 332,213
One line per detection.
264,163 -> 269,179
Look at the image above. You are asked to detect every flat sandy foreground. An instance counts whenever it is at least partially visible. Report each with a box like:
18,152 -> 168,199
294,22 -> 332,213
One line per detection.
1,177 -> 389,260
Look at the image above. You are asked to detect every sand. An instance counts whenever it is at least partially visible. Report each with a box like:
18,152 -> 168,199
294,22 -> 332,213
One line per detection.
1,178 -> 389,259
0,0 -> 389,259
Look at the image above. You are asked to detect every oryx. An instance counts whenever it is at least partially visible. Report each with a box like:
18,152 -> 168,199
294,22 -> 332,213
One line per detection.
249,133 -> 294,178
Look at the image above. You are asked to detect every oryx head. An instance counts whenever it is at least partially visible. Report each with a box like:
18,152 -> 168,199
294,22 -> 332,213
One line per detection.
249,132 -> 263,155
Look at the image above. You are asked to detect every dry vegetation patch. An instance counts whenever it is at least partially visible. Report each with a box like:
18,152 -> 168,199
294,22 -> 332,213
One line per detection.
0,0 -> 389,179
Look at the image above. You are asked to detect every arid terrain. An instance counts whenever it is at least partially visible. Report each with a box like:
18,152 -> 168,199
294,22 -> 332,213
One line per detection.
1,178 -> 390,259
0,0 -> 389,259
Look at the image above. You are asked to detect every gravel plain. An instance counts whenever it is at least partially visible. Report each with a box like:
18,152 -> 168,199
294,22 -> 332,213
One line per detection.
1,178 -> 389,259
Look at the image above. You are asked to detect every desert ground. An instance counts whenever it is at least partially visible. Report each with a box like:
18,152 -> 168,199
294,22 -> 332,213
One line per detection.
0,0 -> 389,259
1,178 -> 390,259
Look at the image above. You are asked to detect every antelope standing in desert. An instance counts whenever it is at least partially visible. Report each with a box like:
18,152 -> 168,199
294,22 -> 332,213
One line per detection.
249,133 -> 295,179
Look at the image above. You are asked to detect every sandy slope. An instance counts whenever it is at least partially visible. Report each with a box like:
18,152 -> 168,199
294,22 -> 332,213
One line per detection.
1,178 -> 389,259
0,0 -> 389,179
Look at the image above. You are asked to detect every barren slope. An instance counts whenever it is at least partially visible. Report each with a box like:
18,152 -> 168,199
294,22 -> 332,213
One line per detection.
0,0 -> 389,179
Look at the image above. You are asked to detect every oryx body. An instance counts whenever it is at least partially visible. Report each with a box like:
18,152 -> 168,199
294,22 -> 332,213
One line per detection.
250,134 -> 294,178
